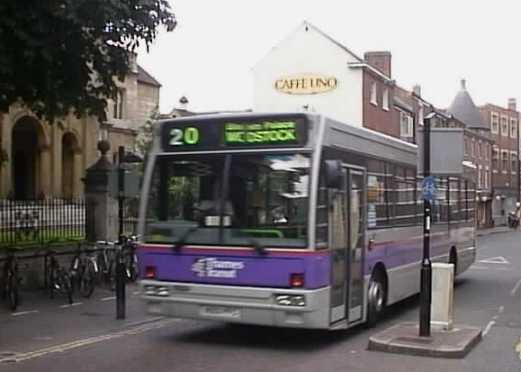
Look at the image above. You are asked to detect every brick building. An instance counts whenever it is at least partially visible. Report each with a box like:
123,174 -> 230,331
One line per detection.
447,80 -> 493,227
252,21 -> 433,144
479,100 -> 520,225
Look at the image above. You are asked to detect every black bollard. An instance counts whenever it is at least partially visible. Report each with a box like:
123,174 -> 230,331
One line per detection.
116,251 -> 126,319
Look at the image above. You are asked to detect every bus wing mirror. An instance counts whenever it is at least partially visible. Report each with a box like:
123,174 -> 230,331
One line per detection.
324,160 -> 343,189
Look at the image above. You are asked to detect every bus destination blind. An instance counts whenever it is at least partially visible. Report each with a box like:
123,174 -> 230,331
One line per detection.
161,116 -> 308,151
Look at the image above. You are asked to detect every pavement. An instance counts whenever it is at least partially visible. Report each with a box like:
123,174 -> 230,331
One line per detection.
476,225 -> 511,236
368,322 -> 482,358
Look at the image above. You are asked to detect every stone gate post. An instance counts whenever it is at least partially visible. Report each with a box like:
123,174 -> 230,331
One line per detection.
83,140 -> 118,243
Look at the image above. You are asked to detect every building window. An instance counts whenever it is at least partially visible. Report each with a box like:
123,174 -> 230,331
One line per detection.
370,82 -> 377,106
501,115 -> 508,136
478,166 -> 482,188
510,118 -> 518,138
113,89 -> 125,119
484,143 -> 488,159
477,142 -> 481,158
464,139 -> 469,156
382,89 -> 389,110
492,146 -> 499,169
399,111 -> 413,138
491,112 -> 499,134
502,150 -> 509,171
512,152 -> 517,174
484,167 -> 489,188
471,139 -> 475,157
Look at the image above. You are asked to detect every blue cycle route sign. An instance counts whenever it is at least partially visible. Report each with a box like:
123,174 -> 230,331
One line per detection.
422,176 -> 437,202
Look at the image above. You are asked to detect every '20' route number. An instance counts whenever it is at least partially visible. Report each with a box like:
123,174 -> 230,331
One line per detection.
169,127 -> 200,146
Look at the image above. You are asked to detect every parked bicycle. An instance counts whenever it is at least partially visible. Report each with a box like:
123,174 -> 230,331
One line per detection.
70,242 -> 98,298
45,246 -> 73,304
96,236 -> 140,289
96,240 -> 117,289
121,235 -> 139,282
1,247 -> 20,311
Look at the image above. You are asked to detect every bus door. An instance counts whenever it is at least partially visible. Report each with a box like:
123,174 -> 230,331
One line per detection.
329,166 -> 366,324
346,168 -> 365,322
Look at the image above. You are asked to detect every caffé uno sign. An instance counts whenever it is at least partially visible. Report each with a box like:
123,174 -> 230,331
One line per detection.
274,73 -> 338,95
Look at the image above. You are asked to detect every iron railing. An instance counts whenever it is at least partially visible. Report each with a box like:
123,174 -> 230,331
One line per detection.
0,199 -> 85,247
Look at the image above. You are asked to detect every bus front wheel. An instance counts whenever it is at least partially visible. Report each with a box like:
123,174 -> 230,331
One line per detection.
367,271 -> 386,327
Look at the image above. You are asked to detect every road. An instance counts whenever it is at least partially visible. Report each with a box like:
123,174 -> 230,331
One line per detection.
1,230 -> 520,372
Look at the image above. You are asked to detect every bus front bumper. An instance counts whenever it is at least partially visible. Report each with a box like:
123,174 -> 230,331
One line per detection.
139,280 -> 331,329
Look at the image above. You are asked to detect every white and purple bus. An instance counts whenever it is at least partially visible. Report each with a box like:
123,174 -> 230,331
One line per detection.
137,112 -> 476,329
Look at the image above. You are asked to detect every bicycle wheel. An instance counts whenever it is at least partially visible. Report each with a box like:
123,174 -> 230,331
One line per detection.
6,271 -> 19,311
58,271 -> 73,304
107,259 -> 116,290
79,261 -> 95,298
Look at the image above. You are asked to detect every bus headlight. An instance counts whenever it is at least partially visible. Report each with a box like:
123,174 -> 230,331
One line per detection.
275,294 -> 306,307
144,285 -> 169,297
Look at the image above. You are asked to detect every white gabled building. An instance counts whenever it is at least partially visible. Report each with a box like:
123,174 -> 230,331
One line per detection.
252,21 -> 366,127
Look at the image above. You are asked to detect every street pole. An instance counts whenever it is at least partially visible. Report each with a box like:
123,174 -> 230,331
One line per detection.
116,145 -> 126,319
419,116 -> 432,337
118,146 -> 125,242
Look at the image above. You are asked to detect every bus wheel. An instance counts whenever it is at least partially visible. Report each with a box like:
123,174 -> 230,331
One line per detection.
367,272 -> 386,327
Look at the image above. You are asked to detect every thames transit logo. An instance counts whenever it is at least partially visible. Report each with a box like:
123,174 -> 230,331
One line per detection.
191,258 -> 245,279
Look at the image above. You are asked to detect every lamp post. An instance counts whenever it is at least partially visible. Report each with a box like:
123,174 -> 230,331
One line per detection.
116,146 -> 142,320
419,112 -> 438,337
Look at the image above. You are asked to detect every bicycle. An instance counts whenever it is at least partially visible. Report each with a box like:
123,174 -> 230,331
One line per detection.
46,248 -> 73,304
121,235 -> 140,282
1,247 -> 20,311
96,240 -> 117,289
70,242 -> 98,298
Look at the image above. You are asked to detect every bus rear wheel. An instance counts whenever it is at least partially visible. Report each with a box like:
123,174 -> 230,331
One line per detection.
367,272 -> 386,327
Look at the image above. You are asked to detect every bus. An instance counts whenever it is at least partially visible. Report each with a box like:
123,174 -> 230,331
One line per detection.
137,112 -> 476,330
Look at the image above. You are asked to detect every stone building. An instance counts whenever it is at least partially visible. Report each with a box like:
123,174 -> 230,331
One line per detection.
0,60 -> 160,200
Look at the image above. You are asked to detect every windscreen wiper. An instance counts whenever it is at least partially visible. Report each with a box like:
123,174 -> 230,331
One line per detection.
172,226 -> 198,253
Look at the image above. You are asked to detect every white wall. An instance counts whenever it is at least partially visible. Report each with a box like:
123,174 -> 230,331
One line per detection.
252,23 -> 363,127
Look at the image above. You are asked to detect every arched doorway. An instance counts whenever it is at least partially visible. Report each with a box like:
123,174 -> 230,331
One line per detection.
11,117 -> 44,200
62,133 -> 79,199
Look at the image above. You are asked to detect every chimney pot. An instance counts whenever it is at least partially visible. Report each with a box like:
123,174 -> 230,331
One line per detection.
412,84 -> 421,97
508,98 -> 517,111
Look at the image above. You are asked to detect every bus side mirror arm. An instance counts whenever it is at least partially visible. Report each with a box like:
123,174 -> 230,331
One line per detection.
324,160 -> 342,189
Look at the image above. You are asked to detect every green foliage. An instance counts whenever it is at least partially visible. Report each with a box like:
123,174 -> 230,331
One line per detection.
0,0 -> 176,123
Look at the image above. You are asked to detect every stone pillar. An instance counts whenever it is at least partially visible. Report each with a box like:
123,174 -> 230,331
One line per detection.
83,140 -> 118,242
1,115 -> 12,198
52,125 -> 62,197
73,150 -> 83,198
40,146 -> 52,197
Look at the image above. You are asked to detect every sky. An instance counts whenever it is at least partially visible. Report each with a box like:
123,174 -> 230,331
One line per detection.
137,0 -> 521,114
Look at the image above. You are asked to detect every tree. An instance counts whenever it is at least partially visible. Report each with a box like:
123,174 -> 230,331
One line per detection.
0,0 -> 176,123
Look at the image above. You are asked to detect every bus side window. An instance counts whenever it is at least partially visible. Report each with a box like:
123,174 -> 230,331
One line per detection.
315,174 -> 328,246
367,159 -> 390,229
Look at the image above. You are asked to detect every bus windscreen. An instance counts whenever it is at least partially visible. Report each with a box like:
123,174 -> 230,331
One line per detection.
143,153 -> 310,248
